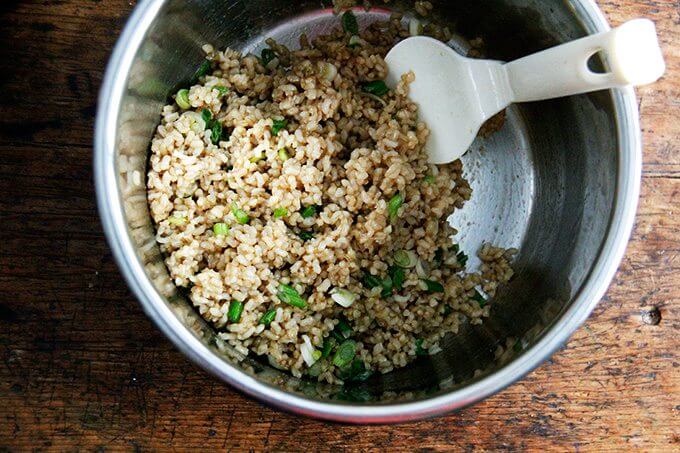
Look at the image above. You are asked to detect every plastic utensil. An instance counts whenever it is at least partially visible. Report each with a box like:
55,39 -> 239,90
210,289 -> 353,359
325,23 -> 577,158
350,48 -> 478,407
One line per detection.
385,19 -> 665,164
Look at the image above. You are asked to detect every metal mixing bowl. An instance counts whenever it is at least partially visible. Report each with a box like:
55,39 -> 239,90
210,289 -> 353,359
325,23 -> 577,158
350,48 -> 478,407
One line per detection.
94,0 -> 641,423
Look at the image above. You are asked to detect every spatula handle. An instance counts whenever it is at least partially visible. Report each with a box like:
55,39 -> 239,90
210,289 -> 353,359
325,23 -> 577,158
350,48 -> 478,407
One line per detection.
504,19 -> 665,103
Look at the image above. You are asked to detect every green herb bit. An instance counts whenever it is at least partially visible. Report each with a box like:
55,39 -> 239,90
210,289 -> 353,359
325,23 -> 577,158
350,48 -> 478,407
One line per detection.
337,358 -> 372,382
227,300 -> 244,323
341,10 -> 359,34
210,121 -> 222,144
332,340 -> 357,368
424,175 -> 435,184
362,80 -> 390,97
380,275 -> 393,298
472,290 -> 487,307
191,60 -> 211,83
423,279 -> 444,293
300,205 -> 317,218
456,250 -> 469,267
214,85 -> 229,96
307,359 -> 324,377
415,338 -> 428,356
168,215 -> 187,226
201,108 -> 212,123
232,205 -> 250,224
277,283 -> 307,308
175,89 -> 190,109
249,151 -> 265,163
297,231 -> 314,241
387,192 -> 403,223
273,207 -> 288,219
259,309 -> 276,326
261,48 -> 276,67
389,266 -> 405,291
336,318 -> 352,339
443,305 -> 453,316
433,248 -> 444,267
394,249 -> 417,268
348,34 -> 361,48
362,272 -> 383,290
278,147 -> 290,162
213,222 -> 229,236
271,118 -> 288,136
450,244 -> 460,253
321,337 -> 337,358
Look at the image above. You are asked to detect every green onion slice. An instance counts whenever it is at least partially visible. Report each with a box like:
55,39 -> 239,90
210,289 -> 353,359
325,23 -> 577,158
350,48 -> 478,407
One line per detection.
259,309 -> 276,326
213,222 -> 229,236
273,207 -> 288,219
388,192 -> 403,223
175,89 -> 190,109
232,205 -> 250,224
277,283 -> 307,308
271,118 -> 288,136
394,249 -> 417,268
423,279 -> 444,293
227,300 -> 244,323
362,80 -> 389,97
332,340 -> 357,367
341,10 -> 359,35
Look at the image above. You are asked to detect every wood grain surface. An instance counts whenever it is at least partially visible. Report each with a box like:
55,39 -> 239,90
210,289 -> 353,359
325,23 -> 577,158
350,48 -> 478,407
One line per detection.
0,0 -> 678,451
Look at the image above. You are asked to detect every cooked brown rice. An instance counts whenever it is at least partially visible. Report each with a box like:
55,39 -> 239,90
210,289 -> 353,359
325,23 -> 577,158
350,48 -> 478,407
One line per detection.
147,13 -> 515,384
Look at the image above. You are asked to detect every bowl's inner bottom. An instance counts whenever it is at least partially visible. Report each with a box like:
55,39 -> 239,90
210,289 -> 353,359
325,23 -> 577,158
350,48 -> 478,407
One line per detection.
117,0 -> 618,402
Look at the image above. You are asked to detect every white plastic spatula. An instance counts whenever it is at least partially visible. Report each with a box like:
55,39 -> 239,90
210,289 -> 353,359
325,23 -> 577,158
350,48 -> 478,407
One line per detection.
385,19 -> 665,164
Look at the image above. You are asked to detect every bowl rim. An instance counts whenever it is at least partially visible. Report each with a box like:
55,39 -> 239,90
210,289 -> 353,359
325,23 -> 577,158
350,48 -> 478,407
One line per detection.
94,0 -> 641,423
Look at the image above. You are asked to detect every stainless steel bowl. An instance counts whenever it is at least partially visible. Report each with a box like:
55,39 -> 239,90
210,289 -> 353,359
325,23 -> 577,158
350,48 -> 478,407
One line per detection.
95,0 -> 641,423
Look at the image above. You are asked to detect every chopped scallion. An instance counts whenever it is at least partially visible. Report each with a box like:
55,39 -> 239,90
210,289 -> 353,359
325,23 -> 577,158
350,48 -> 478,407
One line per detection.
415,338 -> 427,356
456,250 -> 469,267
472,290 -> 487,307
261,48 -> 276,67
362,272 -> 383,290
300,205 -> 317,218
330,288 -> 357,308
259,309 -> 276,326
348,34 -> 361,48
394,249 -> 417,268
380,275 -> 393,298
341,10 -> 359,35
191,60 -> 211,83
424,174 -> 435,184
321,337 -> 336,358
213,222 -> 229,236
423,279 -> 444,293
273,207 -> 288,219
271,118 -> 288,136
232,205 -> 250,224
362,80 -> 389,97
278,147 -> 290,162
297,231 -> 314,241
214,85 -> 229,96
387,192 -> 403,223
332,340 -> 357,367
168,215 -> 187,226
175,89 -> 190,109
336,318 -> 352,339
201,108 -> 212,123
277,283 -> 307,308
227,300 -> 244,323
210,121 -> 222,144
389,266 -> 405,291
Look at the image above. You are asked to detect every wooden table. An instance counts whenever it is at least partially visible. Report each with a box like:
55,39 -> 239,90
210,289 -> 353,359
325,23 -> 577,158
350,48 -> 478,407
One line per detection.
1,1 -> 677,450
